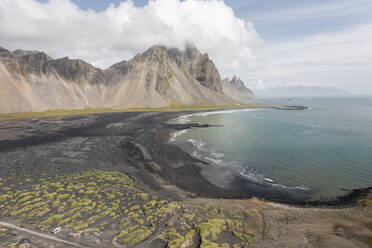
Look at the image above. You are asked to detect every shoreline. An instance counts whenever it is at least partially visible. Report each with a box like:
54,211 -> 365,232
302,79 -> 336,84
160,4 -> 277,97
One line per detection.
0,108 -> 369,209
132,110 -> 370,208
0,104 -> 307,120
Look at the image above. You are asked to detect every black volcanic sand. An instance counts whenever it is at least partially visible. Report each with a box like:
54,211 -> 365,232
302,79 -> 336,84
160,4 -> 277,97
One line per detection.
0,110 -> 367,205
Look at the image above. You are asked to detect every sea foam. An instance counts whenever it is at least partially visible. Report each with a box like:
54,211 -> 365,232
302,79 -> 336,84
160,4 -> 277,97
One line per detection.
168,129 -> 188,143
171,108 -> 259,124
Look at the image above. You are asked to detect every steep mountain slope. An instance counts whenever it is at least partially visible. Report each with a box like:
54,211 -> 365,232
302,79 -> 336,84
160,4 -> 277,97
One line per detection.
105,45 -> 231,108
221,76 -> 256,102
0,48 -> 107,113
0,45 -> 237,113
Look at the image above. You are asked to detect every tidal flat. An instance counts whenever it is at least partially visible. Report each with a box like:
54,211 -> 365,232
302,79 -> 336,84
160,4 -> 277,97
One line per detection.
0,111 -> 371,248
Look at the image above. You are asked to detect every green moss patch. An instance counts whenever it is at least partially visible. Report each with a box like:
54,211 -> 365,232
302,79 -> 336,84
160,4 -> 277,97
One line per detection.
0,170 -> 264,247
361,199 -> 372,206
361,235 -> 372,248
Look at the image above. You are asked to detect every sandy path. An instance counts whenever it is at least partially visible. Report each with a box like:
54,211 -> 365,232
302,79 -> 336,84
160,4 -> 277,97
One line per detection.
0,221 -> 93,248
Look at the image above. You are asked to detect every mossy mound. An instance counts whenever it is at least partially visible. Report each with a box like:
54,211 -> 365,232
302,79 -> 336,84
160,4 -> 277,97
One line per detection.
0,170 -> 263,247
361,199 -> 372,206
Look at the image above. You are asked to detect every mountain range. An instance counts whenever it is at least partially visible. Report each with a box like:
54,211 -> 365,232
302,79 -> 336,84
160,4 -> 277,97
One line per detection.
0,45 -> 255,114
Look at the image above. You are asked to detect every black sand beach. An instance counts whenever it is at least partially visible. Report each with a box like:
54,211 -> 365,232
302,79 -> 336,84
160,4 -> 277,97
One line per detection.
0,110 -> 368,206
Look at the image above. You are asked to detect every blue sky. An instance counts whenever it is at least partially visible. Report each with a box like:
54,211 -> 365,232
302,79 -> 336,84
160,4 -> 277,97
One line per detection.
4,0 -> 372,93
36,0 -> 372,40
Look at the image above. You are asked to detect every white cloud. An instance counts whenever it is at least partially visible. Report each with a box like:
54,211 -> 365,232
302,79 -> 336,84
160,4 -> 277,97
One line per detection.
248,0 -> 372,21
245,23 -> 372,94
0,0 -> 261,74
0,0 -> 371,94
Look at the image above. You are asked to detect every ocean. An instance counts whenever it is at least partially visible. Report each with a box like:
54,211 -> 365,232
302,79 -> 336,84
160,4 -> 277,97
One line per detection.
169,97 -> 372,200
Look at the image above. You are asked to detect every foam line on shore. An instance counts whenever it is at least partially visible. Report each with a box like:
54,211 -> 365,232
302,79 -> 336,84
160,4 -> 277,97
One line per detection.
173,108 -> 259,124
172,135 -> 312,193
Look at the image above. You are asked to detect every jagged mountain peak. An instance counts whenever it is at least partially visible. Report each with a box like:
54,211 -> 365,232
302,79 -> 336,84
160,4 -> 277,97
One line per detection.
48,56 -> 104,84
140,44 -> 205,63
18,52 -> 50,64
109,45 -> 223,92
184,44 -> 202,59
13,49 -> 53,60
167,45 -> 204,60
222,76 -> 255,102
231,75 -> 239,82
230,75 -> 246,89
0,44 -> 242,113
142,45 -> 169,60
0,47 -> 14,58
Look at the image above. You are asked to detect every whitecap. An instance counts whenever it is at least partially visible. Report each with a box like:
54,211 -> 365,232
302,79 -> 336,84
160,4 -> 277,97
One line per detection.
241,168 -> 311,192
240,170 -> 265,184
191,151 -> 201,158
168,129 -> 188,142
169,108 -> 260,124
187,139 -> 206,150
203,156 -> 223,165
271,183 -> 311,192
263,178 -> 274,183
190,108 -> 258,117
295,185 -> 311,191
211,151 -> 224,158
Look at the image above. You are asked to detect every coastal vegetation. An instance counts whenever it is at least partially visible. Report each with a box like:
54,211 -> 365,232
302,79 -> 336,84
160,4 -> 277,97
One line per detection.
0,170 -> 263,247
0,169 -> 371,247
361,199 -> 372,206
0,228 -> 14,243
0,104 -> 266,120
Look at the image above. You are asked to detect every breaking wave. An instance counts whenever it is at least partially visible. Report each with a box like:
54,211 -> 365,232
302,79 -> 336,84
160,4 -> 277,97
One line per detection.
171,108 -> 259,124
168,130 -> 188,143
240,168 -> 310,191
170,136 -> 311,192
168,108 -> 312,193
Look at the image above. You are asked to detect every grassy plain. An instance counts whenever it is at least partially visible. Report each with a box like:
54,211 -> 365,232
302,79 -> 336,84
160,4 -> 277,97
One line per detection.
0,104 -> 266,120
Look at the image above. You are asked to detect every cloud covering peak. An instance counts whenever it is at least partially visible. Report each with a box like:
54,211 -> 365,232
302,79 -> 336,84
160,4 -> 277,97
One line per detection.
0,0 -> 261,75
1,0 -> 371,94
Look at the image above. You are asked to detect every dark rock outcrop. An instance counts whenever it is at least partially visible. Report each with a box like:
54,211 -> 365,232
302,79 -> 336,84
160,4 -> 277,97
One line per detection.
167,45 -> 223,92
47,57 -> 105,85
17,52 -> 51,76
13,49 -> 53,60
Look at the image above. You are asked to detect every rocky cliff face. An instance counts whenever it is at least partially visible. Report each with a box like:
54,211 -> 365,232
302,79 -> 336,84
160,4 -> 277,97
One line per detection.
12,49 -> 52,59
221,76 -> 256,102
47,57 -> 105,85
0,47 -> 13,58
104,45 -> 231,108
0,45 -> 238,113
168,46 -> 223,92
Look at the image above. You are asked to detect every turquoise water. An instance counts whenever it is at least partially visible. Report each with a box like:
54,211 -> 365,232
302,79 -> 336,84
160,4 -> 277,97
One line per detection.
170,97 -> 372,200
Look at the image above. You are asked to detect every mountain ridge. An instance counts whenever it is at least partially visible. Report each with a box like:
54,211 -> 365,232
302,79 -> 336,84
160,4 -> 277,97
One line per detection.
0,45 -> 255,113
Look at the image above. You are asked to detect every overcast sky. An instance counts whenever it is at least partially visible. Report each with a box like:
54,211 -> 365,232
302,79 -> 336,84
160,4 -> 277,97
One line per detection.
0,0 -> 371,94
